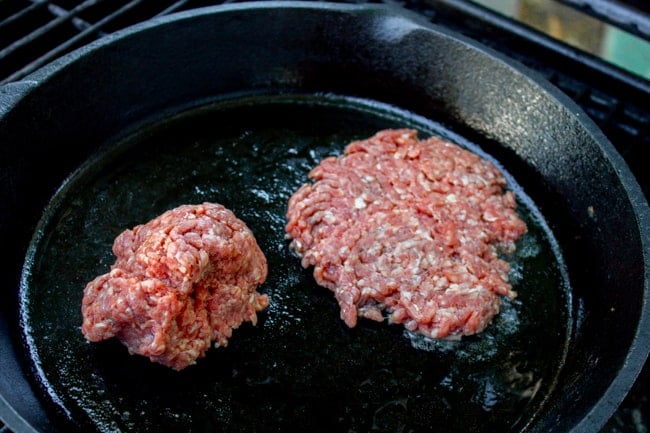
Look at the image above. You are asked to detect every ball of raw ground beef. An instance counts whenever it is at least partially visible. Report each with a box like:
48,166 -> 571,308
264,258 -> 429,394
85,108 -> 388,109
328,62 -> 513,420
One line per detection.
285,129 -> 527,340
81,202 -> 269,370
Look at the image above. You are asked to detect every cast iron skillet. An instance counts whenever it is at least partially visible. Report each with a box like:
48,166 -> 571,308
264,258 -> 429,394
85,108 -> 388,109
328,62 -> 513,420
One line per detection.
1,2 -> 649,432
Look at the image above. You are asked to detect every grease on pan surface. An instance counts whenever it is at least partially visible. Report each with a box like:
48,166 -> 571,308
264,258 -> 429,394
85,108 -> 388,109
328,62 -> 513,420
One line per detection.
19,95 -> 570,433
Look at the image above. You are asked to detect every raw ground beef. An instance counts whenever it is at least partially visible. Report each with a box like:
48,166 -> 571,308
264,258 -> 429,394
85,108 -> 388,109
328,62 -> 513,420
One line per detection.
285,129 -> 527,339
81,202 -> 269,370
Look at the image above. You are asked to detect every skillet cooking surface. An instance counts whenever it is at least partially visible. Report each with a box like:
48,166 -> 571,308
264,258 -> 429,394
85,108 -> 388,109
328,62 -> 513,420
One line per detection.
19,95 -> 570,432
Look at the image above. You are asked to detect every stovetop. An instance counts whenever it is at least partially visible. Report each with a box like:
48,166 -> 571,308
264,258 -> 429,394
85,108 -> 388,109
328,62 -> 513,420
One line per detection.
1,1 -> 649,432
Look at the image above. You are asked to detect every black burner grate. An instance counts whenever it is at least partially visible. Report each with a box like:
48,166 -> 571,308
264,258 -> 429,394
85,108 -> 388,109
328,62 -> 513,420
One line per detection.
1,1 -> 648,432
0,0 -> 190,83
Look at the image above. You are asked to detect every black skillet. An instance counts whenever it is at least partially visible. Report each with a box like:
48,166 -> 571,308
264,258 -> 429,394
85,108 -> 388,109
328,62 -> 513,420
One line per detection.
0,2 -> 649,433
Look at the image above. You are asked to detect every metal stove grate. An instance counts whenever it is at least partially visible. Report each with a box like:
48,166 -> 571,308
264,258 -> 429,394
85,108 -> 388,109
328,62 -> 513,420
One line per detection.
0,0 -> 217,84
1,1 -> 649,432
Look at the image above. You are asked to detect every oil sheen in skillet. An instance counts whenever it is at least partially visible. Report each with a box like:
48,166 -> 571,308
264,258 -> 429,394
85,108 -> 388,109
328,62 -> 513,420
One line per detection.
19,94 -> 571,433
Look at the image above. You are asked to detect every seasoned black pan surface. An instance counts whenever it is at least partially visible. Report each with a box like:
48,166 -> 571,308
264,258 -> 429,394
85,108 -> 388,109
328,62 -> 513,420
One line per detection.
20,95 -> 569,432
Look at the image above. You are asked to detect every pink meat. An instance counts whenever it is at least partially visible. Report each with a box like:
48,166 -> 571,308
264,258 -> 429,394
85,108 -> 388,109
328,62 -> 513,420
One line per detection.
81,202 -> 269,370
285,129 -> 527,339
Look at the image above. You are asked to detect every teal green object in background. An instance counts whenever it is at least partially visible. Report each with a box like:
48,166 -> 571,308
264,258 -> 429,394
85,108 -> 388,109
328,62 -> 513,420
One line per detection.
602,27 -> 650,79
473,0 -> 650,80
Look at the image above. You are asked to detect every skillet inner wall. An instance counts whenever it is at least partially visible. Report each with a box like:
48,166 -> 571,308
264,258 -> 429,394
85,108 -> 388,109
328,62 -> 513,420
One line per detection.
1,3 -> 645,432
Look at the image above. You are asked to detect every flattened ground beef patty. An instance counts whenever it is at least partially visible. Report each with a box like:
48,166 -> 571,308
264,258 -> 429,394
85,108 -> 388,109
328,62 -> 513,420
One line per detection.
82,202 -> 269,370
286,129 -> 527,339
